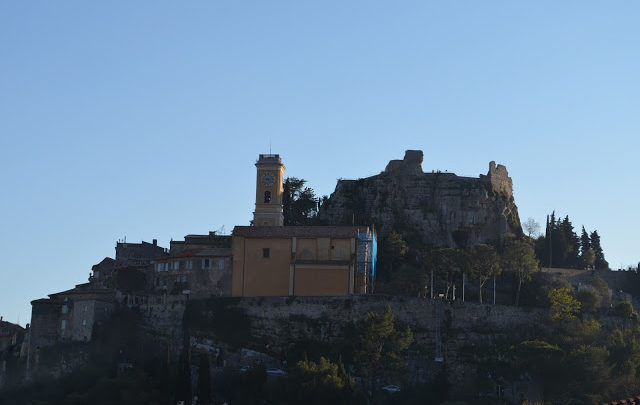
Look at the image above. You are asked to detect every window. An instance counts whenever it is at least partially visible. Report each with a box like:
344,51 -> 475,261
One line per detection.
186,260 -> 193,270
218,259 -> 225,270
264,190 -> 271,203
61,305 -> 68,314
61,320 -> 67,330
202,259 -> 211,269
82,319 -> 87,326
173,261 -> 180,270
263,248 -> 270,258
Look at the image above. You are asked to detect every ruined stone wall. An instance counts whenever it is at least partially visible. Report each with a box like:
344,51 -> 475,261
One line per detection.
318,150 -> 521,247
486,161 -> 513,200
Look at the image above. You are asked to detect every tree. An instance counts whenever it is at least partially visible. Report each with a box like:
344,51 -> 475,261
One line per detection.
468,244 -> 501,304
590,230 -> 608,270
353,306 -> 413,394
563,345 -> 611,403
501,239 -> 539,306
426,248 -> 463,299
592,276 -> 611,308
537,212 -> 584,268
287,357 -> 356,405
581,248 -> 595,269
559,216 -> 580,268
523,218 -> 541,238
196,353 -> 212,405
283,177 -> 319,225
382,231 -> 408,274
615,301 -> 634,319
175,349 -> 192,405
509,340 -> 564,399
575,287 -> 601,314
548,287 -> 581,321
580,226 -> 591,255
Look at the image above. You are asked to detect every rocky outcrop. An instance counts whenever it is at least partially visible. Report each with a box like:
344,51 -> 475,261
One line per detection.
318,150 -> 521,247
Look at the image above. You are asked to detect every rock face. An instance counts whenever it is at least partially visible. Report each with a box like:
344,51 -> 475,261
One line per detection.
318,150 -> 521,247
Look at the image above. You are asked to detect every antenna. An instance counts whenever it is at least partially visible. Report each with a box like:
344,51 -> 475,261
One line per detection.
269,138 -> 272,154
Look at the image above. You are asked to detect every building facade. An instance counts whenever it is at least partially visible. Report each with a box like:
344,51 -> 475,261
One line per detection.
152,247 -> 232,298
232,153 -> 377,297
28,285 -> 115,368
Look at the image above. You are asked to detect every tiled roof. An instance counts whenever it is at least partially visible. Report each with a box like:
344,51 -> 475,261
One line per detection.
232,226 -> 367,238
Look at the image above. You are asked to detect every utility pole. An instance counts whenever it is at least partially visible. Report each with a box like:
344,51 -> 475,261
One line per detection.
462,272 -> 465,302
434,298 -> 443,362
493,275 -> 496,305
430,268 -> 434,299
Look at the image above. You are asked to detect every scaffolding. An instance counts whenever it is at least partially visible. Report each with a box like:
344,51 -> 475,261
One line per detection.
356,229 -> 377,293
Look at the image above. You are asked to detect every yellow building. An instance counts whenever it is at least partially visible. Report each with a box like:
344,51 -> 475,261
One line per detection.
232,154 -> 377,297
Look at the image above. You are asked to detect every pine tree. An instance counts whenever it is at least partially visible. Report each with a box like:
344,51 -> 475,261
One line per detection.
590,230 -> 608,270
580,226 -> 591,255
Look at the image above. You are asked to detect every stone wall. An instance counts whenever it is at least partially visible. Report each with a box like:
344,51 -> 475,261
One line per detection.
232,295 -> 542,347
158,295 -> 546,393
318,150 -> 521,247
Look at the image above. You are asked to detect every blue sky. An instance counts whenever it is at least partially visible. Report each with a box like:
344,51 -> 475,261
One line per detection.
1,2 -> 639,325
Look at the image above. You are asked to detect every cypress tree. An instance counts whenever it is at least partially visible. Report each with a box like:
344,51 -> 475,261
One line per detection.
561,216 -> 579,268
196,353 -> 212,405
175,339 -> 192,405
544,215 -> 552,267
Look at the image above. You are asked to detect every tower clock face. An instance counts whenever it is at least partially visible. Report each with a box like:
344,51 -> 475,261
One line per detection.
261,172 -> 276,186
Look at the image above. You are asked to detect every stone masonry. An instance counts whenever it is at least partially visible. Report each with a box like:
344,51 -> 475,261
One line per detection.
318,150 -> 521,247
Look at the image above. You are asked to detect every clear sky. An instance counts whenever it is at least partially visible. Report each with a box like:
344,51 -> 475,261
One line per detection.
1,1 -> 639,325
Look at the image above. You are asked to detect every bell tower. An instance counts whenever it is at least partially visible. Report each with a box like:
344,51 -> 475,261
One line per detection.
253,154 -> 285,226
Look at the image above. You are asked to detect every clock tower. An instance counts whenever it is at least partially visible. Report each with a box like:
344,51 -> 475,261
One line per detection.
253,154 -> 285,226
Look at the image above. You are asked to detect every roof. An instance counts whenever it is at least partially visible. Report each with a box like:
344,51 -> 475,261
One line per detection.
232,226 -> 368,238
48,286 -> 115,299
0,320 -> 25,335
154,248 -> 232,261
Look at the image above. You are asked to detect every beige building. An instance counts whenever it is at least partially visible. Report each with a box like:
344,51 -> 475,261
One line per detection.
232,154 -> 377,297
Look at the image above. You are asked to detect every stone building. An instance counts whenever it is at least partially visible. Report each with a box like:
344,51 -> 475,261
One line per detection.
89,257 -> 115,288
115,239 -> 167,268
152,247 -> 232,298
28,284 -> 114,367
170,232 -> 231,252
0,317 -> 25,352
232,154 -> 377,297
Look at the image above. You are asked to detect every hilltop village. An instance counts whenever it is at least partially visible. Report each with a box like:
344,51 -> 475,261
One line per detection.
2,151 -> 640,404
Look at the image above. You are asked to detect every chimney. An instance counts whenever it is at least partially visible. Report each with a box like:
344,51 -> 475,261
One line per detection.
153,239 -> 157,246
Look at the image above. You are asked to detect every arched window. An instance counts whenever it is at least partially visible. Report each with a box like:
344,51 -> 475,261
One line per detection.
264,190 -> 271,203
